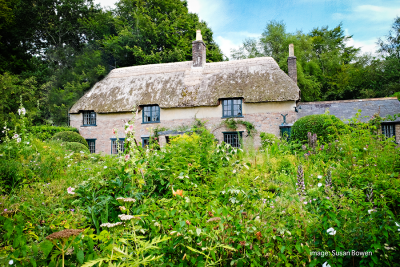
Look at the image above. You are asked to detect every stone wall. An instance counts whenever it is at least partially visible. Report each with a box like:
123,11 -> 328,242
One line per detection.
70,101 -> 297,154
396,124 -> 400,143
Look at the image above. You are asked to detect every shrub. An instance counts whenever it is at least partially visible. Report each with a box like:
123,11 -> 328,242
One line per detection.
64,142 -> 90,153
30,126 -> 79,140
260,132 -> 279,148
291,114 -> 345,143
51,131 -> 88,148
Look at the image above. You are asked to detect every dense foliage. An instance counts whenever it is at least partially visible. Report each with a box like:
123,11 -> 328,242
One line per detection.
291,114 -> 345,144
30,126 -> 79,141
0,0 -> 224,128
232,18 -> 400,102
1,109 -> 400,266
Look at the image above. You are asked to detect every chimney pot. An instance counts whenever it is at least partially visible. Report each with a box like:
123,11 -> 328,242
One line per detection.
289,44 -> 294,57
196,30 -> 202,41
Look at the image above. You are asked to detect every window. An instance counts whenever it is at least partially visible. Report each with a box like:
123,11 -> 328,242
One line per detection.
223,132 -> 243,148
142,105 -> 160,123
110,138 -> 125,154
83,111 -> 96,126
142,137 -> 149,147
86,139 -> 96,153
165,136 -> 170,144
222,99 -> 242,118
382,123 -> 396,139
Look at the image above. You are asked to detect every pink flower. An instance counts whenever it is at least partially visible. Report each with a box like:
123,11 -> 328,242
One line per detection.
125,154 -> 130,161
67,187 -> 75,195
112,129 -> 116,135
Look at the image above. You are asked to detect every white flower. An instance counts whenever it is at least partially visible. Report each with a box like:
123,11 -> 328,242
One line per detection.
104,166 -> 107,169
13,134 -> 18,139
16,138 -> 21,143
327,227 -> 336,235
317,175 -> 322,179
118,214 -> 135,221
9,260 -> 13,265
26,142 -> 29,144
185,197 -> 190,203
368,209 -> 375,214
322,262 -> 331,267
80,151 -> 84,153
233,170 -> 236,173
318,183 -> 322,187
396,222 -> 400,227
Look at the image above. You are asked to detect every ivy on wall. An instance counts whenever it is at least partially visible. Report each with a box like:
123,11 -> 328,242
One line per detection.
222,118 -> 256,137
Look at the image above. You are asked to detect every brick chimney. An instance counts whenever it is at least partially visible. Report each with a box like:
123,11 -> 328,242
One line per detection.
287,44 -> 297,83
192,30 -> 206,67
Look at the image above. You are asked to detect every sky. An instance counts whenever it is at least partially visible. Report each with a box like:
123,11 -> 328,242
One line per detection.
94,0 -> 400,59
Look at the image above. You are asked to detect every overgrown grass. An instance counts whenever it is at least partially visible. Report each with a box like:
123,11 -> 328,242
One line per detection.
1,116 -> 400,266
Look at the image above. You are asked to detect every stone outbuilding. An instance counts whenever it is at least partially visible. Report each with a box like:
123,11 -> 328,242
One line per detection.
296,97 -> 400,143
69,30 -> 301,154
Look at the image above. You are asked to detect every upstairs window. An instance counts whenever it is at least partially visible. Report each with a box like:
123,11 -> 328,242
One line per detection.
142,105 -> 160,123
222,99 -> 242,118
223,132 -> 243,148
382,123 -> 396,139
111,138 -> 125,154
83,111 -> 96,126
86,139 -> 96,153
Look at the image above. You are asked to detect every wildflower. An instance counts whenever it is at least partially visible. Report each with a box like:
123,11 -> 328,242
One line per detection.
112,128 -> 116,135
186,220 -> 191,225
233,169 -> 236,173
67,187 -> 75,194
270,205 -> 275,208
104,166 -> 107,169
119,206 -> 126,211
303,201 -> 308,205
100,222 -> 123,228
123,198 -> 136,203
327,227 -> 336,235
368,209 -> 375,214
118,214 -> 135,221
317,175 -> 322,179
125,154 -> 130,160
318,183 -> 322,187
207,217 -> 221,223
313,198 -> 316,201
322,262 -> 331,267
71,209 -> 75,212
255,231 -> 262,240
185,196 -> 190,203
26,142 -> 29,144
67,164 -> 71,167
326,197 -> 330,199
9,260 -> 13,265
13,134 -> 18,139
46,229 -> 83,240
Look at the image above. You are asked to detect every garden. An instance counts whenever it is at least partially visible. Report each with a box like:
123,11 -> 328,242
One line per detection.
1,105 -> 400,266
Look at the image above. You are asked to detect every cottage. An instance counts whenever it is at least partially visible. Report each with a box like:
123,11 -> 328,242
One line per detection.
296,97 -> 400,143
69,30 -> 300,154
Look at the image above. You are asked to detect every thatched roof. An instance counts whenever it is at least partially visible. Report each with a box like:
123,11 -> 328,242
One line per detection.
297,97 -> 400,123
70,57 -> 300,113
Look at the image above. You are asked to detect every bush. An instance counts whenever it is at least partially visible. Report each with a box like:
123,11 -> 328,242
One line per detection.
30,126 -> 79,141
51,131 -> 88,148
291,114 -> 345,143
64,142 -> 90,153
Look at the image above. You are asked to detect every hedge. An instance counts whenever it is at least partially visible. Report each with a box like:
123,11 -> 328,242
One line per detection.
64,142 -> 90,153
291,114 -> 345,144
51,131 -> 89,149
30,126 -> 79,141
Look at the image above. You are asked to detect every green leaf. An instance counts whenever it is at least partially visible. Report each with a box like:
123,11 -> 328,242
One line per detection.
280,245 -> 285,253
30,258 -> 37,267
77,250 -> 84,264
40,240 -> 54,258
32,244 -> 38,255
210,250 -> 216,261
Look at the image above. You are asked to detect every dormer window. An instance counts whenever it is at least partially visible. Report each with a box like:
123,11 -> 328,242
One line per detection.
142,105 -> 160,123
222,99 -> 243,118
82,111 -> 96,126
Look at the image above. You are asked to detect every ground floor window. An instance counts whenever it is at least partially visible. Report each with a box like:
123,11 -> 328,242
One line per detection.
111,138 -> 125,154
86,139 -> 96,153
142,137 -> 149,147
223,132 -> 243,148
382,123 -> 396,139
